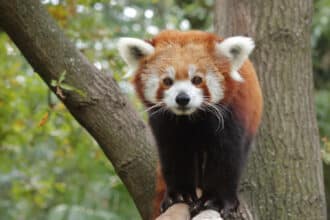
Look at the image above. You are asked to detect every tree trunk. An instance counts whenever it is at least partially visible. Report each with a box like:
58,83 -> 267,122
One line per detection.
215,0 -> 327,219
0,1 -> 157,219
0,0 -> 327,219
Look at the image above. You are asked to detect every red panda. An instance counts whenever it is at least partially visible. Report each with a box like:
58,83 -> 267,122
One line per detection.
118,30 -> 263,219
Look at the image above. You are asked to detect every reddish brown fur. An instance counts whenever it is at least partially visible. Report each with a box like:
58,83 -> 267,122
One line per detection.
230,61 -> 263,135
132,30 -> 225,107
151,162 -> 166,220
132,30 -> 262,219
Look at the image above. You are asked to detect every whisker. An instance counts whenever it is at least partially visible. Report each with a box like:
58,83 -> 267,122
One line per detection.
216,103 -> 230,114
149,107 -> 164,117
142,102 -> 164,113
203,102 -> 225,132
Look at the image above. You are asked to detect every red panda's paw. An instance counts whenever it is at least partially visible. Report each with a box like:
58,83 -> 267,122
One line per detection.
160,190 -> 197,213
189,199 -> 204,217
198,197 -> 239,218
223,197 -> 240,217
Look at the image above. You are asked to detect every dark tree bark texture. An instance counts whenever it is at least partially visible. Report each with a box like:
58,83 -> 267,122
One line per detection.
0,1 -> 157,219
215,0 -> 327,219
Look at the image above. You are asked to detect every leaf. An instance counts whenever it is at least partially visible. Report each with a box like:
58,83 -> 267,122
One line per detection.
58,70 -> 67,83
50,80 -> 58,87
59,83 -> 86,97
38,112 -> 49,127
74,88 -> 87,97
59,83 -> 75,91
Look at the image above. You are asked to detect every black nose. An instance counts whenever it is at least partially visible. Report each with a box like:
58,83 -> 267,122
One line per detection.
176,92 -> 190,107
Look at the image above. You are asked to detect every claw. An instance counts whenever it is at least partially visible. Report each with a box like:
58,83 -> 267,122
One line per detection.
160,196 -> 174,213
219,198 -> 240,218
189,199 -> 203,217
160,191 -> 197,213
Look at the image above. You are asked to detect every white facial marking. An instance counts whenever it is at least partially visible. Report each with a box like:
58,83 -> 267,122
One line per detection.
216,36 -> 255,82
142,73 -> 159,103
206,71 -> 224,103
163,80 -> 203,115
188,64 -> 197,78
166,66 -> 175,79
230,71 -> 244,82
117,37 -> 155,69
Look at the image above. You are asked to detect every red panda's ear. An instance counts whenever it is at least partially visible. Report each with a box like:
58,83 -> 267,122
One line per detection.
117,37 -> 155,68
216,36 -> 255,82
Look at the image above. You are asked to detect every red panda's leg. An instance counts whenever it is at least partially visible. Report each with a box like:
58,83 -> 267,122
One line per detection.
200,146 -> 243,216
159,145 -> 198,213
149,113 -> 199,213
199,119 -> 251,217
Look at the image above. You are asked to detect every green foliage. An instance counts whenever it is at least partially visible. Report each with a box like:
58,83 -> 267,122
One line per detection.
313,0 -> 330,163
316,91 -> 330,138
51,71 -> 86,98
313,0 -> 330,89
0,32 -> 138,219
316,90 -> 330,163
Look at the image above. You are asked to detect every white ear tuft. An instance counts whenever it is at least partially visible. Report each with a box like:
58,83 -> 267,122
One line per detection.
230,71 -> 244,82
216,36 -> 255,81
117,37 -> 155,68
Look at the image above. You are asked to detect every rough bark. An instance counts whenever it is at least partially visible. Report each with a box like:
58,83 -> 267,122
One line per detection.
215,0 -> 327,219
0,1 -> 157,219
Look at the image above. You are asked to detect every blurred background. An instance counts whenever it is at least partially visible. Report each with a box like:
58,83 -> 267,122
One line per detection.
0,0 -> 329,219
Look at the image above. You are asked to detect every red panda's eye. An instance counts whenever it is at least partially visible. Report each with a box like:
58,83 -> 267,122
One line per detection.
191,76 -> 203,85
163,77 -> 173,87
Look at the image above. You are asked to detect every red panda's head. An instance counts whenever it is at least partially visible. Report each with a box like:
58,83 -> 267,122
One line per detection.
118,30 -> 254,115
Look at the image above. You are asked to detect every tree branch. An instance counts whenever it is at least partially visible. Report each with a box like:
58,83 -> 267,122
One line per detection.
0,1 -> 157,219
